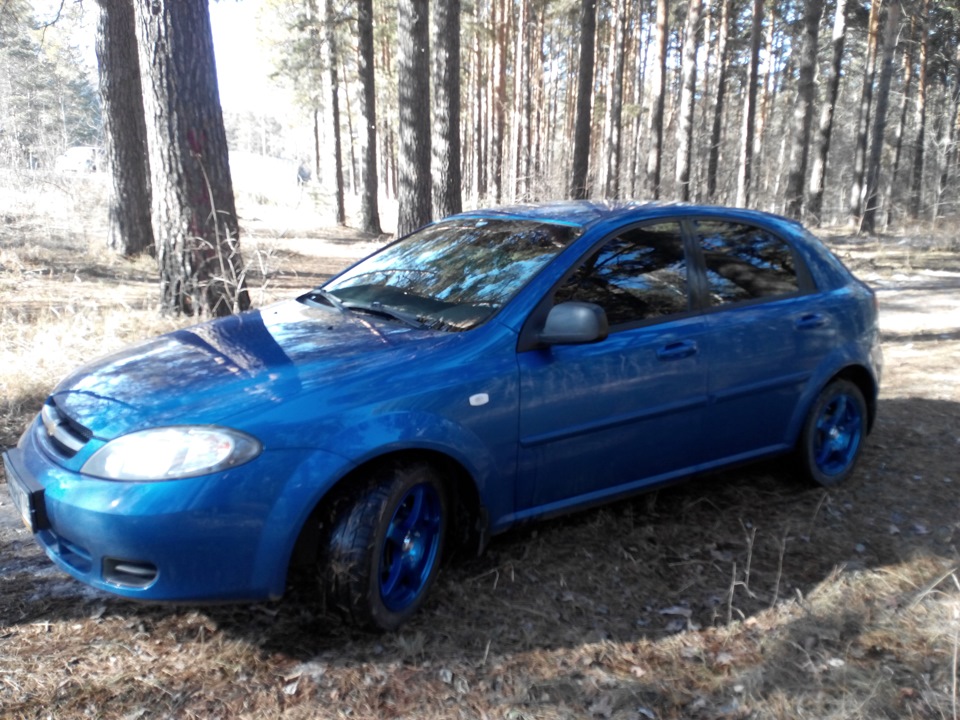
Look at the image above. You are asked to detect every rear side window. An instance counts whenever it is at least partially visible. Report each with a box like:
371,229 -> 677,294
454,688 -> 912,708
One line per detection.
692,220 -> 799,306
554,222 -> 689,326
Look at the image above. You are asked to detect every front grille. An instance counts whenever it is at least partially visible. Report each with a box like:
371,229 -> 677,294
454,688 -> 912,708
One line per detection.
40,400 -> 92,457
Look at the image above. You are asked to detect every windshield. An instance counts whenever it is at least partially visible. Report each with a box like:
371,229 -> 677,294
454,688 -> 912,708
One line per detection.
317,217 -> 583,331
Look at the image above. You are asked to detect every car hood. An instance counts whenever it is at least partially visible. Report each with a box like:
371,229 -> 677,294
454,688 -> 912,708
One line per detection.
50,300 -> 445,439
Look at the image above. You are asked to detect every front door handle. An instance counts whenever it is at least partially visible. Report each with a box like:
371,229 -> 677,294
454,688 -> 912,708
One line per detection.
656,340 -> 698,361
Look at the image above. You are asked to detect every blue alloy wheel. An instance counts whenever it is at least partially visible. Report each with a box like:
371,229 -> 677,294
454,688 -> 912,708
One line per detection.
324,462 -> 448,631
799,379 -> 868,487
379,483 -> 443,612
813,394 -> 862,476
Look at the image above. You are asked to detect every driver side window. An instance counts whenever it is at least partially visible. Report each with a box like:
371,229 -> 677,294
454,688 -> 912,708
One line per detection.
553,222 -> 689,327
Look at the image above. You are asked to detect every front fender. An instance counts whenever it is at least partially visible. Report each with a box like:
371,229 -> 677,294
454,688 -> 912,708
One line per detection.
324,410 -> 513,517
255,410 -> 517,596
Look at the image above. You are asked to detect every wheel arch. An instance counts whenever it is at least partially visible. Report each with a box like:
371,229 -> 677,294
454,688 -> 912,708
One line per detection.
832,364 -> 878,432
287,448 -> 487,573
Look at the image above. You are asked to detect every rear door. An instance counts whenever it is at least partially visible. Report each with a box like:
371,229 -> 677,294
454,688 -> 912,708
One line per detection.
690,218 -> 835,465
515,221 -> 709,516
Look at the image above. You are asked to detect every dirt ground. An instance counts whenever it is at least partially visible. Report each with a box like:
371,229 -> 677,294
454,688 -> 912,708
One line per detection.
1,199 -> 959,719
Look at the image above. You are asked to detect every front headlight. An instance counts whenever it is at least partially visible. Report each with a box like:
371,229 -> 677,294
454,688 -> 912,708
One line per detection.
81,426 -> 262,481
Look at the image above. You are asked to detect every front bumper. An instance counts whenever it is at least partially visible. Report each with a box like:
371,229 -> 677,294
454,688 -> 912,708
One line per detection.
3,418 -> 349,603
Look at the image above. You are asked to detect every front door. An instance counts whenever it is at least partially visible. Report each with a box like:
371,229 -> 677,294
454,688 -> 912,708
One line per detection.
516,222 -> 708,516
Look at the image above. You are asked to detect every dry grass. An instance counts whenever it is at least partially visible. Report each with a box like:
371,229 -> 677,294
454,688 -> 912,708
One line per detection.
1,181 -> 959,719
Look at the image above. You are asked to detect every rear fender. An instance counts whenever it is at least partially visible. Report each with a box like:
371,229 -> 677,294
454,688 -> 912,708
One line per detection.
785,347 -> 879,447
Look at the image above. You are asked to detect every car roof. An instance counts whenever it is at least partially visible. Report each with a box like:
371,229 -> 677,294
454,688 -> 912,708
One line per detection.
454,200 -> 807,234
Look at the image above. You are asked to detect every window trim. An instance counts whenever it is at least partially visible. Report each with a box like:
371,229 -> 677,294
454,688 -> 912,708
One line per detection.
681,217 -> 816,314
517,214 -> 820,353
517,220 -> 700,352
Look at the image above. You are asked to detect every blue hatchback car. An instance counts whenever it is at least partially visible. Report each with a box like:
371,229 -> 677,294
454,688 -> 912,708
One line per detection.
4,202 -> 881,630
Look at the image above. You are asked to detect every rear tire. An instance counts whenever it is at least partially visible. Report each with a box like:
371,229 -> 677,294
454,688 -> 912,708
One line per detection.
323,461 -> 447,631
798,379 -> 867,487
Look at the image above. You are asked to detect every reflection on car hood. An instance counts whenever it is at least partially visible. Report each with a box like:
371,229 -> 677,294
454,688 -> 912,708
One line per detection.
51,300 -> 439,438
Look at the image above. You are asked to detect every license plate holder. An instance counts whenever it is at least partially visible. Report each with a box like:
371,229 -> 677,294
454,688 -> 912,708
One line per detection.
3,451 -> 49,533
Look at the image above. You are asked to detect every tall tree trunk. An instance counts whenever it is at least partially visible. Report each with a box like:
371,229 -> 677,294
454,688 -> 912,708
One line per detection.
95,0 -> 153,257
531,4 -> 546,197
512,0 -> 531,200
706,0 -> 730,200
675,0 -> 702,202
357,0 -> 382,234
884,12 -> 915,229
396,0 -> 431,236
645,0 -> 668,198
736,0 -> 763,208
324,0 -> 345,226
910,0 -> 929,219
862,0 -> 901,233
431,0 -> 462,218
755,4 -> 776,200
471,0 -> 487,202
604,0 -> 627,199
135,0 -> 249,317
341,58 -> 358,195
570,0 -> 597,200
808,0 -> 847,226
630,0 -> 652,198
849,0 -> 882,222
783,0 -> 825,219
932,50 -> 960,222
491,0 -> 509,203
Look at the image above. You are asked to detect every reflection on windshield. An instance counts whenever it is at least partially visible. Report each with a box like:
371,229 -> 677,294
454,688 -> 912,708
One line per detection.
320,218 -> 582,331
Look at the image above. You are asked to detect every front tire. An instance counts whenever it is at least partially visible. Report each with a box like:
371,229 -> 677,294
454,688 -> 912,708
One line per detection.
798,379 -> 867,487
324,462 -> 447,631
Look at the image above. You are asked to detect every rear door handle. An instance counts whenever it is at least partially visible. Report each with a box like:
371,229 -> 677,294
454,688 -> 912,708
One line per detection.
656,340 -> 698,360
795,313 -> 826,330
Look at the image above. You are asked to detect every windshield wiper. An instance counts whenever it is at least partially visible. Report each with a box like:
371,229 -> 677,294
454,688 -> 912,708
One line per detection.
300,289 -> 347,314
342,301 -> 430,330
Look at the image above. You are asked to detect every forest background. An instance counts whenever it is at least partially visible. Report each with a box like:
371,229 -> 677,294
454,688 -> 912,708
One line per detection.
6,0 -> 960,270
2,0 -> 960,718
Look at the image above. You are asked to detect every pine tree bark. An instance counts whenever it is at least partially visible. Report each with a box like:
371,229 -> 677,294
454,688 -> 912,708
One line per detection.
95,0 -> 153,258
570,0 -> 596,200
736,0 -> 763,208
706,0 -> 730,200
603,0 -> 627,199
808,0 -> 847,225
135,0 -> 249,316
396,0 -> 431,236
473,0 -> 487,201
675,0 -> 702,202
910,0 -> 929,219
511,0 -> 531,199
357,0 -> 382,234
783,0 -> 824,219
491,0 -> 509,203
324,0 -> 345,226
629,0 -> 651,198
862,0 -> 901,233
645,0 -> 668,199
849,0 -> 882,222
884,13 -> 915,228
432,0 -> 462,218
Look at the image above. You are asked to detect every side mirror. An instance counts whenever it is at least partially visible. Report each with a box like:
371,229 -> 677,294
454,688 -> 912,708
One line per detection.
538,302 -> 609,345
